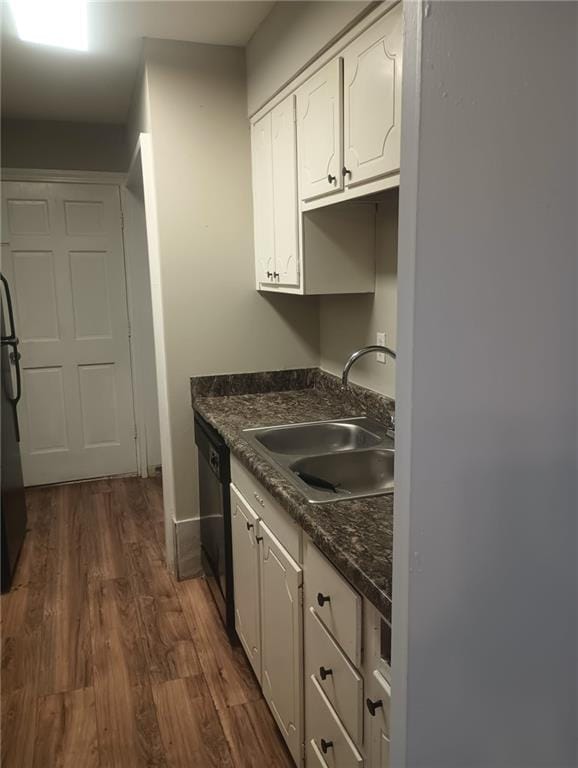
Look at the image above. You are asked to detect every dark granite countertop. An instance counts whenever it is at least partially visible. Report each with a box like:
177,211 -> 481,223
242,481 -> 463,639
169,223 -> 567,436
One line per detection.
191,369 -> 394,623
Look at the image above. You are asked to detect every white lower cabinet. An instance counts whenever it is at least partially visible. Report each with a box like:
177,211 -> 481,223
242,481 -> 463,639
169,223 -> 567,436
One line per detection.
230,464 -> 391,768
230,485 -> 262,681
230,475 -> 304,766
260,520 -> 304,766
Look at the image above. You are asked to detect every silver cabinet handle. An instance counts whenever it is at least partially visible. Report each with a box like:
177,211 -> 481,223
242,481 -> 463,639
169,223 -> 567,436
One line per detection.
253,492 -> 264,507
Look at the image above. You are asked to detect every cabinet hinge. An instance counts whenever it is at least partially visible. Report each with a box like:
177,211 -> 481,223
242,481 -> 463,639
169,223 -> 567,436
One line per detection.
127,320 -> 132,339
298,585 -> 304,607
120,212 -> 125,231
301,742 -> 306,765
133,425 -> 138,440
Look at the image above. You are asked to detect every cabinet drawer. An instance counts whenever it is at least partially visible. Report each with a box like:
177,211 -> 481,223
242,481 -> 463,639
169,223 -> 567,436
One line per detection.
306,675 -> 363,768
306,607 -> 363,745
231,455 -> 301,561
304,537 -> 362,666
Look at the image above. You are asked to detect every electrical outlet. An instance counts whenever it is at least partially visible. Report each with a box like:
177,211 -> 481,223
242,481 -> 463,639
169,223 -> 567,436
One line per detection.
376,332 -> 386,363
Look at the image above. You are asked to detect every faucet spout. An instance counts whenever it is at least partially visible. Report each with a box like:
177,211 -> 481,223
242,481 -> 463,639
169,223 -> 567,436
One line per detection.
341,345 -> 397,389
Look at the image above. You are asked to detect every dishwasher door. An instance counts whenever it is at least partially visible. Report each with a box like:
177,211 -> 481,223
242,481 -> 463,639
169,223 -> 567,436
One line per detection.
194,413 -> 235,641
198,444 -> 227,598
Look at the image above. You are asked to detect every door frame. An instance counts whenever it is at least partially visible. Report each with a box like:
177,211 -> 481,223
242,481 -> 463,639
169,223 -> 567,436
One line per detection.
124,134 -> 177,572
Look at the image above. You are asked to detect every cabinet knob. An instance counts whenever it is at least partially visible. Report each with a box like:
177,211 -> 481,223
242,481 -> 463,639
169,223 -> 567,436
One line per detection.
320,739 -> 333,754
317,592 -> 330,607
319,666 -> 333,681
246,521 -> 254,531
366,698 -> 384,717
342,166 -> 352,177
327,174 -> 336,184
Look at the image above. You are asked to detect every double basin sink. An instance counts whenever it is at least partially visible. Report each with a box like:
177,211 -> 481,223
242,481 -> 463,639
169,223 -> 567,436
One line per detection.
242,417 -> 394,504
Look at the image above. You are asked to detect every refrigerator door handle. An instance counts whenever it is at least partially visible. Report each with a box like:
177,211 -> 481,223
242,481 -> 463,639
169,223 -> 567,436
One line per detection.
4,340 -> 22,407
0,273 -> 17,344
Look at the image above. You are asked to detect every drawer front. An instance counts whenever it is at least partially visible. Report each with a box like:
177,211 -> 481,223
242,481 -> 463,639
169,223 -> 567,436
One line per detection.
306,607 -> 363,744
309,740 -> 330,768
306,675 -> 363,768
304,536 -> 362,666
231,455 -> 301,561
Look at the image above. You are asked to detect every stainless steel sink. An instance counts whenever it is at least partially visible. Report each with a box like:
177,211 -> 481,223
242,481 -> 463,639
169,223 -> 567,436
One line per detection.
242,417 -> 394,504
290,449 -> 394,498
253,420 -> 382,455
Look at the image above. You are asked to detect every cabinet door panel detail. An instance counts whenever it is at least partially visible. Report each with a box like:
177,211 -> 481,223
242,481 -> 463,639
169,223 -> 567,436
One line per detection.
260,521 -> 303,765
343,4 -> 403,186
271,96 -> 299,286
297,58 -> 343,201
251,113 -> 275,284
230,485 -> 262,682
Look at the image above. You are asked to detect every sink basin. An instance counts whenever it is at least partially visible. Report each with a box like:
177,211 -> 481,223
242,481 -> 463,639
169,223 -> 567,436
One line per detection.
291,449 -> 394,499
242,417 -> 394,503
254,420 -> 381,456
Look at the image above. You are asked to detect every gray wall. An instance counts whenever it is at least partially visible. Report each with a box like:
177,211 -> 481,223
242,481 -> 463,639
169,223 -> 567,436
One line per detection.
392,2 -> 577,765
320,191 -> 398,398
129,39 -> 319,537
1,119 -> 128,172
246,0 -> 372,115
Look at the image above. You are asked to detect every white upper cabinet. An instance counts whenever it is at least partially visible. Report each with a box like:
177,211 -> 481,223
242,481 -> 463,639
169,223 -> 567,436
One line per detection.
251,112 -> 275,284
296,58 -> 343,202
271,96 -> 299,286
251,95 -> 300,289
343,3 -> 403,187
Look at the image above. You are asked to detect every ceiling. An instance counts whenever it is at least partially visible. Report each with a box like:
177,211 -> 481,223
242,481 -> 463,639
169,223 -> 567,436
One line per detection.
1,1 -> 274,124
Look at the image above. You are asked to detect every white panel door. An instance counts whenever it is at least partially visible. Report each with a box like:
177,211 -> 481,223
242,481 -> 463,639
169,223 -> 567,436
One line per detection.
271,95 -> 300,287
251,112 -> 275,285
296,58 -> 343,201
1,181 -> 137,486
343,3 -> 403,187
230,484 -> 262,682
259,520 -> 303,766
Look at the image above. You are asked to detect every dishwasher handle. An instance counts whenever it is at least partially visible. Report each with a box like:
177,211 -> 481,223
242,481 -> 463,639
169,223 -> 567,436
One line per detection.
209,446 -> 220,476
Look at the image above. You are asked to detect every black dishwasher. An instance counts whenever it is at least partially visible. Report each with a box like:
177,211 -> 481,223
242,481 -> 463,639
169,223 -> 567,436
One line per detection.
194,412 -> 236,642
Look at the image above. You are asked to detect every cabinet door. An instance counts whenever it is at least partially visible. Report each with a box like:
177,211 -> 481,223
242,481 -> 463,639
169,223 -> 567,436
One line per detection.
296,58 -> 343,201
366,670 -> 391,768
230,485 -> 262,682
259,520 -> 304,765
251,112 -> 275,285
343,3 -> 403,187
271,95 -> 300,287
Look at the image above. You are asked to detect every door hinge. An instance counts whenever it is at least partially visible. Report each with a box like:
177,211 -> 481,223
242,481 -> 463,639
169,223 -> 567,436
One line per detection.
127,320 -> 132,339
301,742 -> 306,765
120,212 -> 125,231
133,425 -> 138,440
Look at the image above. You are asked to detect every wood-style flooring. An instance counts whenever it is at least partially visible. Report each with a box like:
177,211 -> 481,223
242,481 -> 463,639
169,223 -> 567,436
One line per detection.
1,477 -> 294,768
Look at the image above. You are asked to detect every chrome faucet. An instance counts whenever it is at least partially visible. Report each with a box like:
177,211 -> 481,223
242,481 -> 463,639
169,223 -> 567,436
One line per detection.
341,345 -> 397,389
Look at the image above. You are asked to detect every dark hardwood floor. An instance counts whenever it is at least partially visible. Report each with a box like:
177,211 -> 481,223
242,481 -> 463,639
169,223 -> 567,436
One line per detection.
1,477 -> 294,768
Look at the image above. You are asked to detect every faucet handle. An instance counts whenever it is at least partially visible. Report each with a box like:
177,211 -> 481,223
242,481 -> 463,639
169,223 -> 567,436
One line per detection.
386,411 -> 395,439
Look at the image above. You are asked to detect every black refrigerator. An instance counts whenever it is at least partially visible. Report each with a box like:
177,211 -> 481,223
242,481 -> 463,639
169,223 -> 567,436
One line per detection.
1,272 -> 27,592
